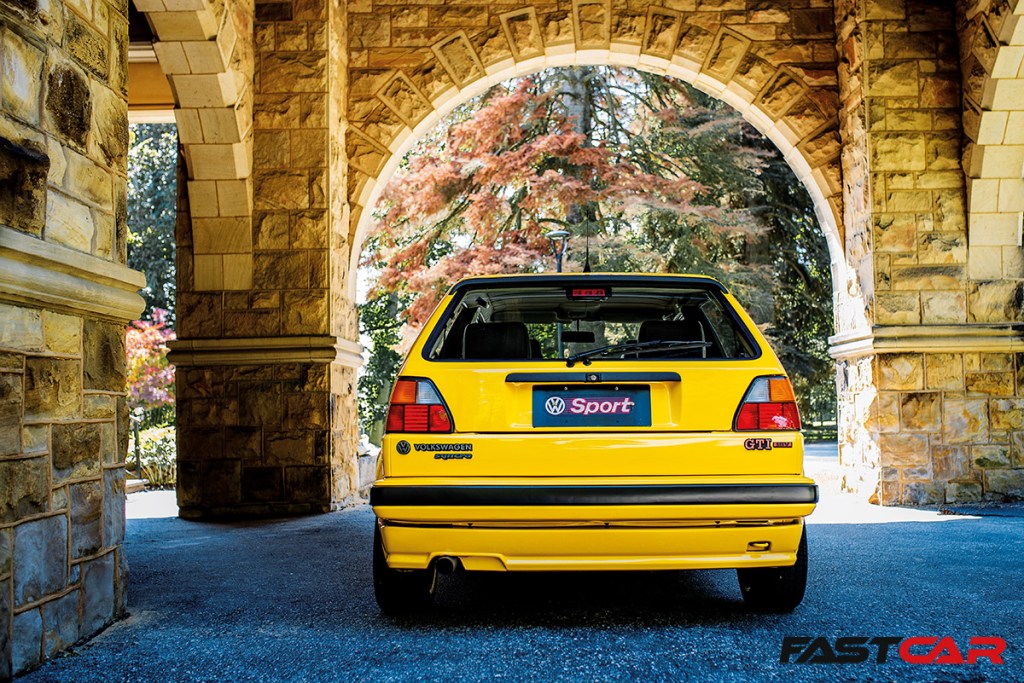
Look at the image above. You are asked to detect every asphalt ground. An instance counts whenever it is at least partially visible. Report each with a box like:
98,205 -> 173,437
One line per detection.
19,443 -> 1024,683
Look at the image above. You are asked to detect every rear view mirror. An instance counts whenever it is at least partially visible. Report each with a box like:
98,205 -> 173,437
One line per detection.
561,331 -> 595,343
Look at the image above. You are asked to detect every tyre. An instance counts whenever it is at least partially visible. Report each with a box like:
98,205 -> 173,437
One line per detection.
373,524 -> 436,615
737,526 -> 808,612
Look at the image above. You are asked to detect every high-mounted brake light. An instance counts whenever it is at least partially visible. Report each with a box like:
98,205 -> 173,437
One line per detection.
734,376 -> 801,431
568,287 -> 610,300
385,378 -> 453,433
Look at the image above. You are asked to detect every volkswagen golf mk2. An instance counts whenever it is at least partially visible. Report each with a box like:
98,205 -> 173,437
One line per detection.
371,274 -> 817,613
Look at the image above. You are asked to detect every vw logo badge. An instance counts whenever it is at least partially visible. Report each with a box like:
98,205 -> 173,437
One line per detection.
396,440 -> 411,455
544,396 -> 566,416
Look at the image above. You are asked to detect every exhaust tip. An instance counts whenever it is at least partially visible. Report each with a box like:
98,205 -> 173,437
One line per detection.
435,556 -> 458,575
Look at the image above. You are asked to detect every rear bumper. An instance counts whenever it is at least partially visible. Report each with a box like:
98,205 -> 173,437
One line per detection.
372,479 -> 816,571
379,521 -> 805,571
370,483 -> 818,507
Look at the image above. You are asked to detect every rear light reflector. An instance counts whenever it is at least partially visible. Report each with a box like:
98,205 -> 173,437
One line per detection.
735,376 -> 801,431
385,378 -> 453,433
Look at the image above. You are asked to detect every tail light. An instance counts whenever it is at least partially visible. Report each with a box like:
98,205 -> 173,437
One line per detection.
734,376 -> 801,431
385,378 -> 453,433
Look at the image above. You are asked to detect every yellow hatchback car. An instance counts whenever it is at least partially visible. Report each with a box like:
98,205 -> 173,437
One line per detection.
370,274 -> 817,613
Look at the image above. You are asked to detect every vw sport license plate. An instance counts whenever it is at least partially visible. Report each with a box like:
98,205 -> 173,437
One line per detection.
532,386 -> 651,428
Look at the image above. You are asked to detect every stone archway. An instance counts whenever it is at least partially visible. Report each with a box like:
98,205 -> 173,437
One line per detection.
343,5 -> 862,330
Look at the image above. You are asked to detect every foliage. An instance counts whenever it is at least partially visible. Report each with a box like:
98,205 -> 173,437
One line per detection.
128,124 -> 178,323
129,426 -> 177,487
369,71 -> 722,330
358,292 -> 407,444
126,308 -> 175,427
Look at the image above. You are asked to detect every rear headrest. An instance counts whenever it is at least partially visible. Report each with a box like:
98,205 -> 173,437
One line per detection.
463,322 -> 531,360
529,338 -> 542,359
638,319 -> 704,343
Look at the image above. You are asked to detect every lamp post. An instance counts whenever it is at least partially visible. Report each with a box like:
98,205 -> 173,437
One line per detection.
545,229 -> 570,357
546,229 -> 570,273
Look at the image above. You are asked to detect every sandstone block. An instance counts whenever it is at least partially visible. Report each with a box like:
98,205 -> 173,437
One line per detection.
42,589 -> 79,658
254,170 -> 310,211
879,433 -> 929,467
0,372 -> 22,456
925,353 -> 962,390
878,354 -> 924,391
875,293 -> 920,324
0,134 -> 49,234
83,319 -> 126,391
985,469 -> 1024,498
11,608 -> 41,673
69,480 -> 103,559
84,394 -> 115,419
900,392 -> 941,431
871,133 -> 927,172
202,459 -> 241,506
0,304 -> 43,351
972,444 -> 1011,469
2,30 -> 45,126
103,469 -> 125,549
968,281 -> 1022,323
80,552 -> 114,637
0,457 -> 48,523
45,63 -> 91,147
945,480 -> 982,503
262,52 -> 328,93
965,371 -> 1014,397
65,11 -> 107,78
869,391 -> 900,433
901,481 -> 944,505
24,358 -> 81,419
991,399 -> 1024,431
41,312 -> 81,355
46,189 -> 95,252
241,467 -> 283,502
932,445 -> 969,481
921,292 -> 966,324
942,397 -> 989,444
284,465 -> 329,503
13,515 -> 67,606
52,423 -> 101,482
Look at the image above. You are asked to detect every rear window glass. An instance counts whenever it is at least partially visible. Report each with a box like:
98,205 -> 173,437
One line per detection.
424,281 -> 758,362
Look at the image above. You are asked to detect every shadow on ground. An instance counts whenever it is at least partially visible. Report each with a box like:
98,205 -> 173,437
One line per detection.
19,492 -> 1024,683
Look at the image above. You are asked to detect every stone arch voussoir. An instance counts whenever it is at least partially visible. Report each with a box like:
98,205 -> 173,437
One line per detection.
958,0 -> 1024,321
136,0 -> 255,290
346,1 -> 847,301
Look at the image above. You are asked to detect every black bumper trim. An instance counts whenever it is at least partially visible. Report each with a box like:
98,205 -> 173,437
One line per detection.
370,484 -> 819,507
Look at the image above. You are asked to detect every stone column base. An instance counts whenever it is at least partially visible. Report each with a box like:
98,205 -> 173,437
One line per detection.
169,337 -> 362,519
833,326 -> 1024,505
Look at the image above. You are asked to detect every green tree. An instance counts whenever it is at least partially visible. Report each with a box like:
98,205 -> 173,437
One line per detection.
358,290 -> 407,444
127,124 -> 178,323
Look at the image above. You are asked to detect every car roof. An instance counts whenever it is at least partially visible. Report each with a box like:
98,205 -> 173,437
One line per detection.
447,273 -> 728,295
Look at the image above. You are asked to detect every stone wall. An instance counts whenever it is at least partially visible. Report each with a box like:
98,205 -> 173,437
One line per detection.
0,0 -> 142,674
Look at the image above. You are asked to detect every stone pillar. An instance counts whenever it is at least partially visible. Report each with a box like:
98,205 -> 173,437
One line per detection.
833,0 -> 1024,504
169,0 -> 360,517
0,0 -> 142,675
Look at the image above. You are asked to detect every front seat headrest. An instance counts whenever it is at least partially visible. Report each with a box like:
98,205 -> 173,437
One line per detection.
463,322 -> 531,360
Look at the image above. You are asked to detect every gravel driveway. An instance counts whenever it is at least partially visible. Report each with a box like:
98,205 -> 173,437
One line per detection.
19,444 -> 1024,682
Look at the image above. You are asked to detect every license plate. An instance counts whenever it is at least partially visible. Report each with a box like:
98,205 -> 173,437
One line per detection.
532,386 -> 651,427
